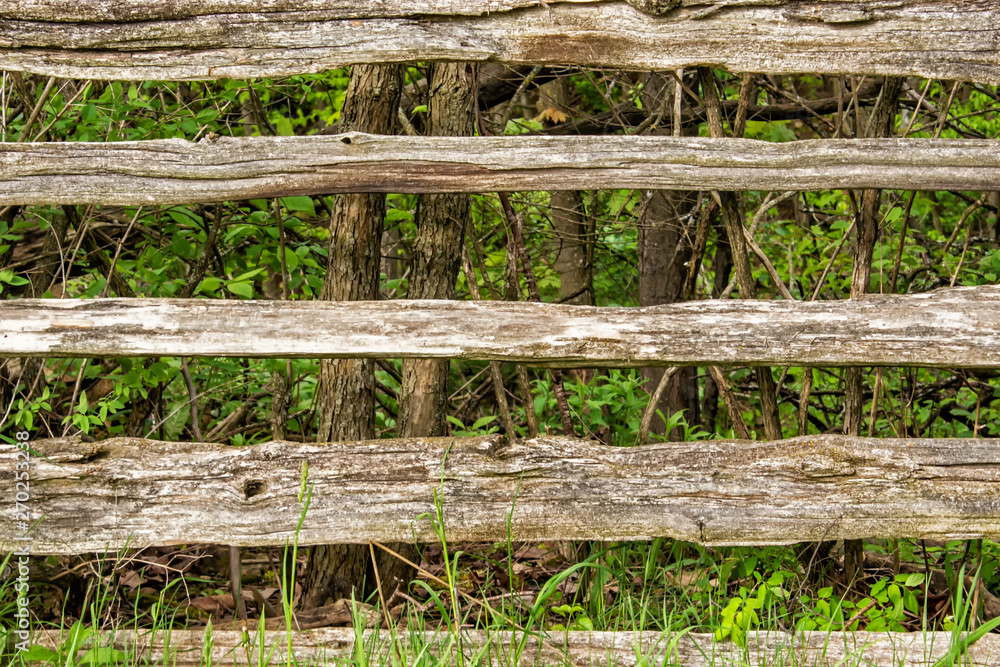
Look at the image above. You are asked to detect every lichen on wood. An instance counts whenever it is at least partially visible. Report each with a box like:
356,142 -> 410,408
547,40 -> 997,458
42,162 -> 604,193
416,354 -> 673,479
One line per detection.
2,135 -> 1000,205
2,1 -> 998,82
3,287 -> 1000,368
6,433 -> 1000,555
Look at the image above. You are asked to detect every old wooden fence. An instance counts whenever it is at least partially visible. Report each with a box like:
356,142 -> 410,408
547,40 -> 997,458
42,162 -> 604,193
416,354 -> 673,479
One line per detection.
3,1 -> 1000,664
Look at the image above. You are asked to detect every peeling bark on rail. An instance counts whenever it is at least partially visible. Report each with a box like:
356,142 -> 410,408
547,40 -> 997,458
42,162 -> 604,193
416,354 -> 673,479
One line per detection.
5,434 -> 1000,554
4,287 -> 1000,368
30,627 -> 1000,666
4,135 -> 1000,205
2,1 -> 999,82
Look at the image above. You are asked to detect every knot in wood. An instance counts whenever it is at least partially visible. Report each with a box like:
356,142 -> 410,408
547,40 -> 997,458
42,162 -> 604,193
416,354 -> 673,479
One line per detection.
624,0 -> 682,17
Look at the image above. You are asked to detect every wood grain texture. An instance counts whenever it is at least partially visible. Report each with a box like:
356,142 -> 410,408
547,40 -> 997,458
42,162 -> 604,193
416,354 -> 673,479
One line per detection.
7,433 -> 1000,554
2,1 -> 998,82
3,135 -> 1000,205
29,627 -> 1000,666
4,287 -> 1000,368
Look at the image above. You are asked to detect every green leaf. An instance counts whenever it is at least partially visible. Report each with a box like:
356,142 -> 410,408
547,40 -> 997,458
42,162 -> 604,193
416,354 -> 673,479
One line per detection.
385,208 -> 414,222
226,281 -> 254,298
80,103 -> 99,121
166,209 -> 203,225
79,646 -> 129,664
769,123 -> 797,142
20,645 -> 60,661
172,234 -> 193,259
196,108 -> 219,124
472,415 -> 497,430
198,277 -> 222,294
275,116 -> 295,136
866,617 -> 886,632
282,196 -> 316,216
74,413 -> 90,434
231,267 -> 267,282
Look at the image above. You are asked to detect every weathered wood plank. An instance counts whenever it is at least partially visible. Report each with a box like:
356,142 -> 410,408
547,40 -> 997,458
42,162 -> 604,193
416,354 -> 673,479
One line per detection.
31,627 -> 1000,666
4,287 -> 1000,368
6,434 -> 1000,554
8,0 -> 915,22
4,135 -> 1000,205
2,1 -> 998,82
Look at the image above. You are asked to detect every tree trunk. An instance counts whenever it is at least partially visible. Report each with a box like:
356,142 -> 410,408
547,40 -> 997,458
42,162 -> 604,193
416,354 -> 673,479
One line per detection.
398,62 -> 476,438
303,63 -> 402,610
395,61 -> 476,593
639,72 -> 700,440
552,189 -> 591,305
538,79 -> 592,307
843,76 -> 903,591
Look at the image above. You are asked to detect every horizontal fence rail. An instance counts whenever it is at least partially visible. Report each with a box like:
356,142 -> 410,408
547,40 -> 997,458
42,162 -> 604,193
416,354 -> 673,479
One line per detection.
3,136 -> 1000,205
32,627 -> 1000,666
6,434 -> 1000,554
5,287 -> 1000,368
2,1 -> 998,82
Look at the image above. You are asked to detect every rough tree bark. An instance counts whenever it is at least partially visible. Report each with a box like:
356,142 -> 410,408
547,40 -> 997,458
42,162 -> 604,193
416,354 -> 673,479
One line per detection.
302,63 -> 402,610
399,62 -> 476,439
394,61 -> 477,593
639,71 -> 700,440
552,189 -> 590,305
843,76 -> 903,590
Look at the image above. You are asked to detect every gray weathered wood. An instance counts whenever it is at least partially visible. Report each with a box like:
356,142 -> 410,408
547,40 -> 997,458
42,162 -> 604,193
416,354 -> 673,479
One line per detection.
32,627 -> 1000,666
7,0 -> 932,21
2,1 -> 999,82
7,433 -> 1000,554
3,135 -> 1000,205
4,287 -> 1000,368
